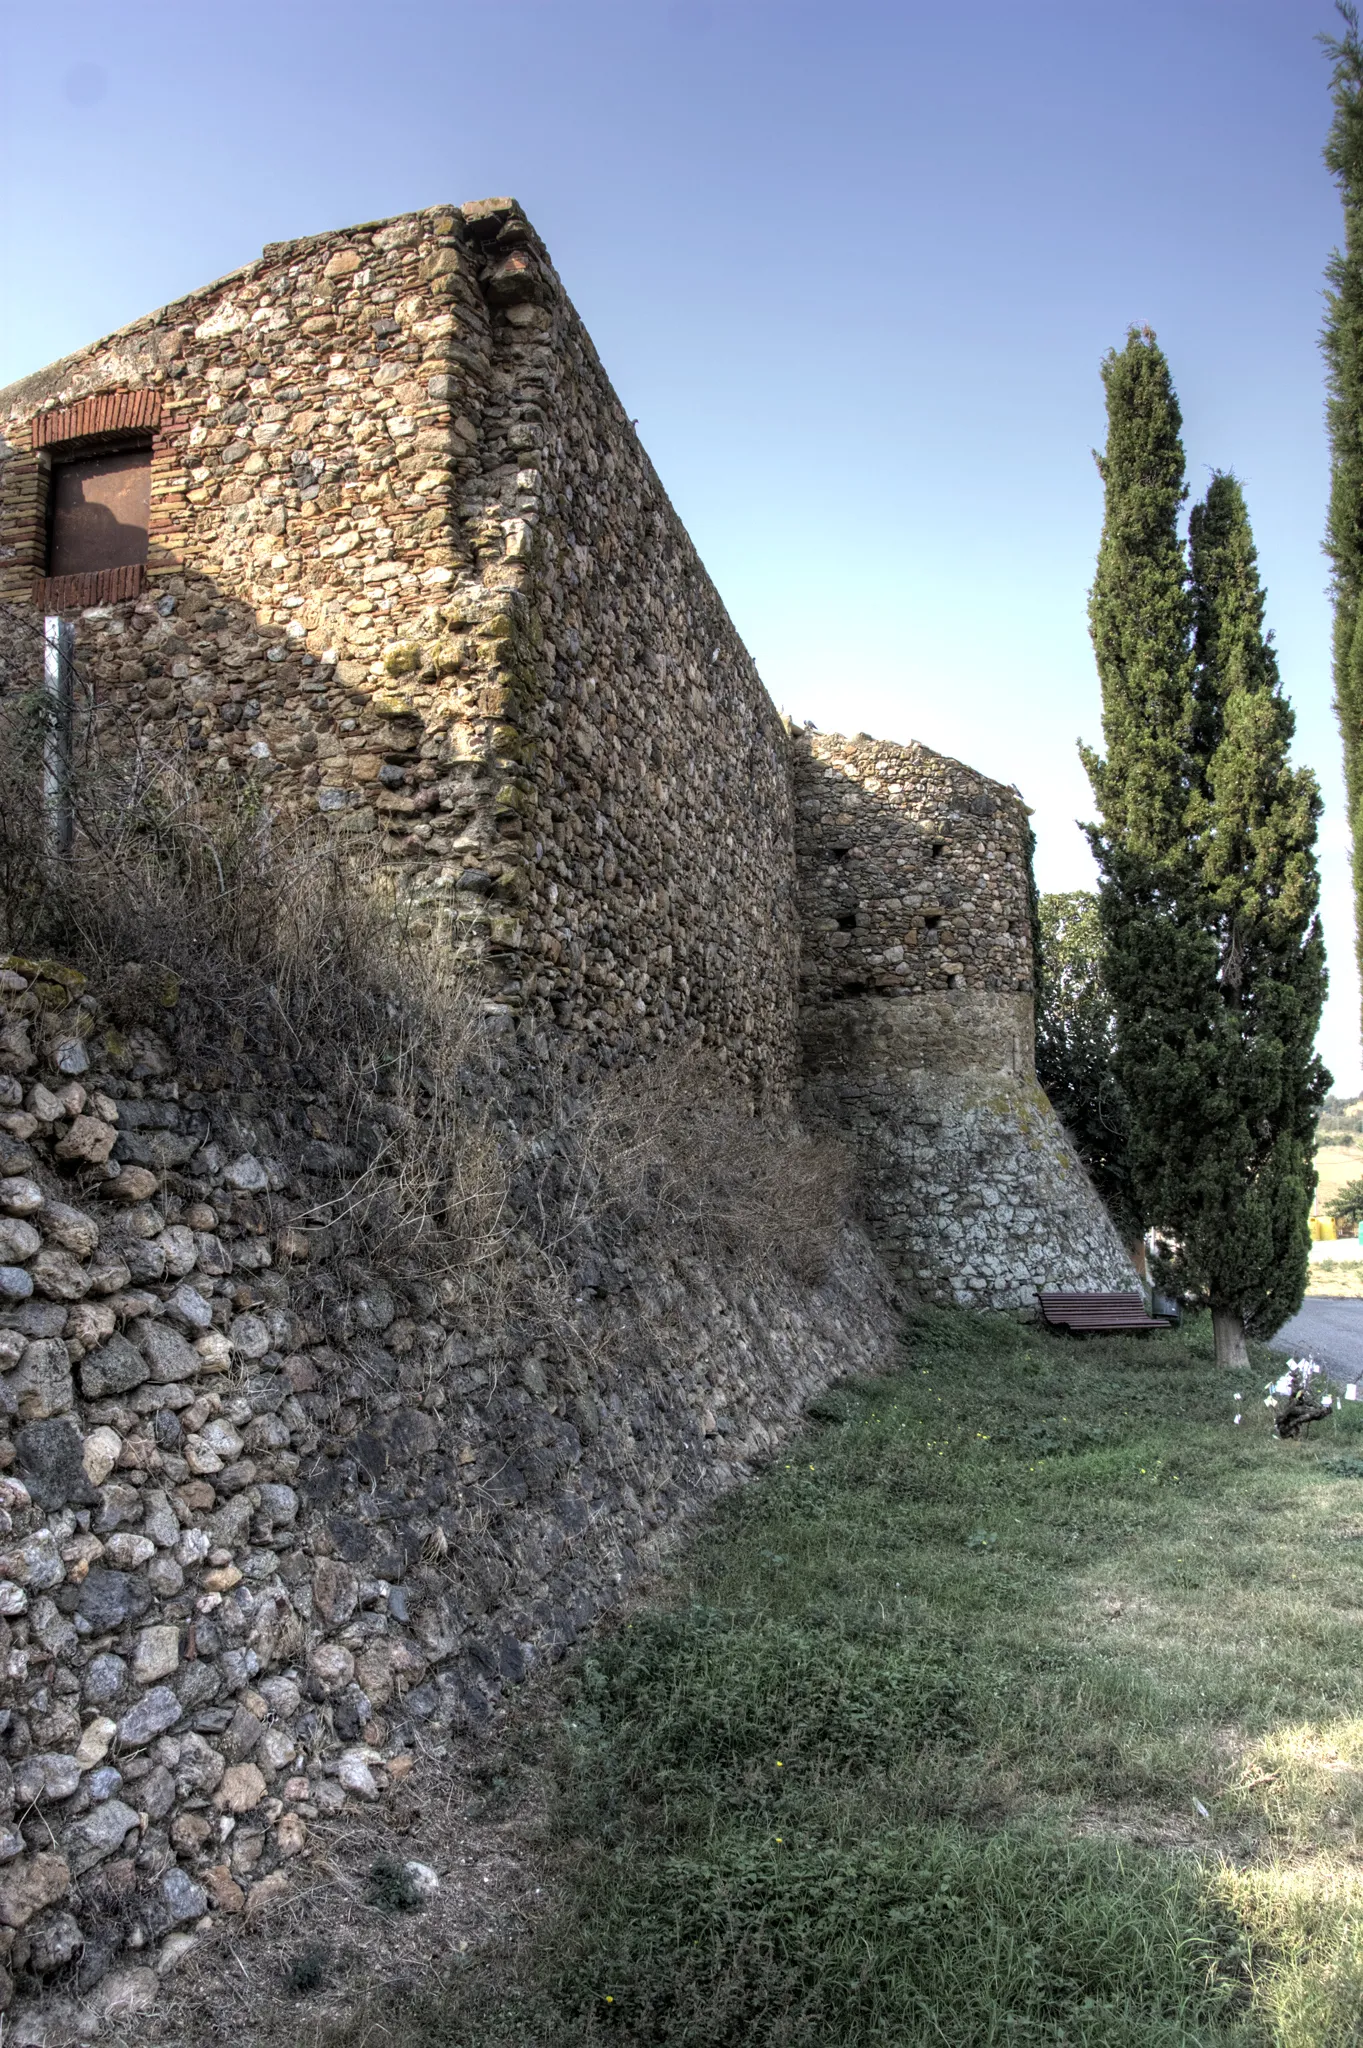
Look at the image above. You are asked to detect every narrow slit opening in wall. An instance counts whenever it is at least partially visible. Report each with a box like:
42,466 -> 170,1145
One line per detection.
924,914 -> 942,931
931,840 -> 945,860
836,911 -> 857,931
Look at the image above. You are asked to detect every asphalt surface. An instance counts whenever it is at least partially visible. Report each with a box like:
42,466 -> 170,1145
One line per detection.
1271,1297 -> 1363,1382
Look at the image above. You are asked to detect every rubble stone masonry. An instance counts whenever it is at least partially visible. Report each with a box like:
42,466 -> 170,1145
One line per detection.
0,199 -> 795,1096
0,196 -> 1135,1299
794,732 -> 1137,1305
0,201 -> 1142,2017
0,959 -> 893,2017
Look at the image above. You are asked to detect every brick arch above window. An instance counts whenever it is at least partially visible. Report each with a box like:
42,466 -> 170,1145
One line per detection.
30,390 -> 162,449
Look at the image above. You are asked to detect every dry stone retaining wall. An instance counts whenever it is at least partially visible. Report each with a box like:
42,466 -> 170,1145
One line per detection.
0,958 -> 894,2014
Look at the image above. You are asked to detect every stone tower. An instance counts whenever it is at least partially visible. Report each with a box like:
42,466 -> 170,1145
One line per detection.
794,730 -> 1136,1307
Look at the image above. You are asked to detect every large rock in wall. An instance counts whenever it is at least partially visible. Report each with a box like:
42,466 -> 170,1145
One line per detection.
0,957 -> 893,2014
795,731 -> 1138,1306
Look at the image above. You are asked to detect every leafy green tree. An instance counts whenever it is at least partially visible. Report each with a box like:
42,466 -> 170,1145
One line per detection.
1322,2 -> 1363,1034
1034,891 -> 1140,1247
1083,333 -> 1327,1369
1327,1176 -> 1363,1230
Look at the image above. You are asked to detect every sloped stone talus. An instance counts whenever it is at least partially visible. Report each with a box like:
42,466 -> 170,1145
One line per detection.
794,731 -> 1137,1306
0,959 -> 894,2013
802,991 -> 1138,1308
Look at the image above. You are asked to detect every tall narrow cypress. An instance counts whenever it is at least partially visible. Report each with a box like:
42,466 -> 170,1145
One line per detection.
1322,3 -> 1363,1034
1081,330 -> 1195,869
1081,328 -> 1199,1292
1171,477 -> 1327,1363
1084,342 -> 1328,1368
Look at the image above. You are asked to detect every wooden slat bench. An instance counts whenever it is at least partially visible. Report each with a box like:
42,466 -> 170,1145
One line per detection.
1036,1289 -> 1173,1336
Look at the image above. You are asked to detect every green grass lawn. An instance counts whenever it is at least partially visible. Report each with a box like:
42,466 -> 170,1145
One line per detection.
339,1309 -> 1363,2047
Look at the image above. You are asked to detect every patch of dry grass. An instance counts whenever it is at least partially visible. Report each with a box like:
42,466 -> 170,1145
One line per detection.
1305,1258 -> 1363,1298
1312,1143 -> 1363,1216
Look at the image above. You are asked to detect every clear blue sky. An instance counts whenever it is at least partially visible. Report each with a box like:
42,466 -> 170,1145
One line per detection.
2,0 -> 1354,1083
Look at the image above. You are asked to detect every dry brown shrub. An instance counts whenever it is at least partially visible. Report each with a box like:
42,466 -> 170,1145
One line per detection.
0,613 -> 851,1319
522,1049 -> 852,1287
0,602 -> 71,942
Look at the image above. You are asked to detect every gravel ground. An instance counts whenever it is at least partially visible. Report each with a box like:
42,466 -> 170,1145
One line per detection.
11,1708 -> 553,2048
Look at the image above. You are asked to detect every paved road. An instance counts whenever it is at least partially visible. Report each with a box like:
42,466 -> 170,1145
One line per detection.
1272,1297 -> 1363,1381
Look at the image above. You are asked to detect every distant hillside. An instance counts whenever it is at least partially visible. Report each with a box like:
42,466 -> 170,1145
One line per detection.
1319,1093 -> 1363,1141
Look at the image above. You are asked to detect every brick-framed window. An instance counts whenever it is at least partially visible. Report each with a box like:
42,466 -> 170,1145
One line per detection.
30,392 -> 163,610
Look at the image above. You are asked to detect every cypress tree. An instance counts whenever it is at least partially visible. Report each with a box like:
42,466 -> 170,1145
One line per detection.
1081,327 -> 1200,1299
1081,329 -> 1195,870
1322,3 -> 1363,1032
1084,340 -> 1328,1368
1167,477 -> 1327,1364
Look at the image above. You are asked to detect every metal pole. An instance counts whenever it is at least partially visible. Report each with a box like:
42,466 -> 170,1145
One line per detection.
42,615 -> 73,856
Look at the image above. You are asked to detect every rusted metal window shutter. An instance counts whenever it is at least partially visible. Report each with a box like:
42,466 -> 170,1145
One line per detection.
47,446 -> 151,578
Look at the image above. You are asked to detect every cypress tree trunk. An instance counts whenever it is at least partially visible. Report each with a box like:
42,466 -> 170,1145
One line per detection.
1211,1309 -> 1250,1375
1322,5 -> 1363,1037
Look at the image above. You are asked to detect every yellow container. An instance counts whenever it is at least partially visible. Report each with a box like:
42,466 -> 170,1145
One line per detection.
1311,1215 -> 1338,1241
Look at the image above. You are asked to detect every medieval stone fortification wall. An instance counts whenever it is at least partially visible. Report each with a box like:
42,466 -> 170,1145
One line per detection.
0,199 -> 1147,2016
0,196 -> 1140,1297
794,731 -> 1138,1307
0,199 -> 796,1094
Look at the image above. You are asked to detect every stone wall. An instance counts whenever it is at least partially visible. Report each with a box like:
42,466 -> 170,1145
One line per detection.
0,198 -> 797,1095
0,199 -> 1153,2020
464,208 -> 798,1084
0,957 -> 894,2013
0,196 -> 1141,1307
794,731 -> 1137,1306
794,729 -> 1035,1005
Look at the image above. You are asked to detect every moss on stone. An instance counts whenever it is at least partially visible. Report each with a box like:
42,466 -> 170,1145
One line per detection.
382,643 -> 423,678
371,692 -> 422,722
